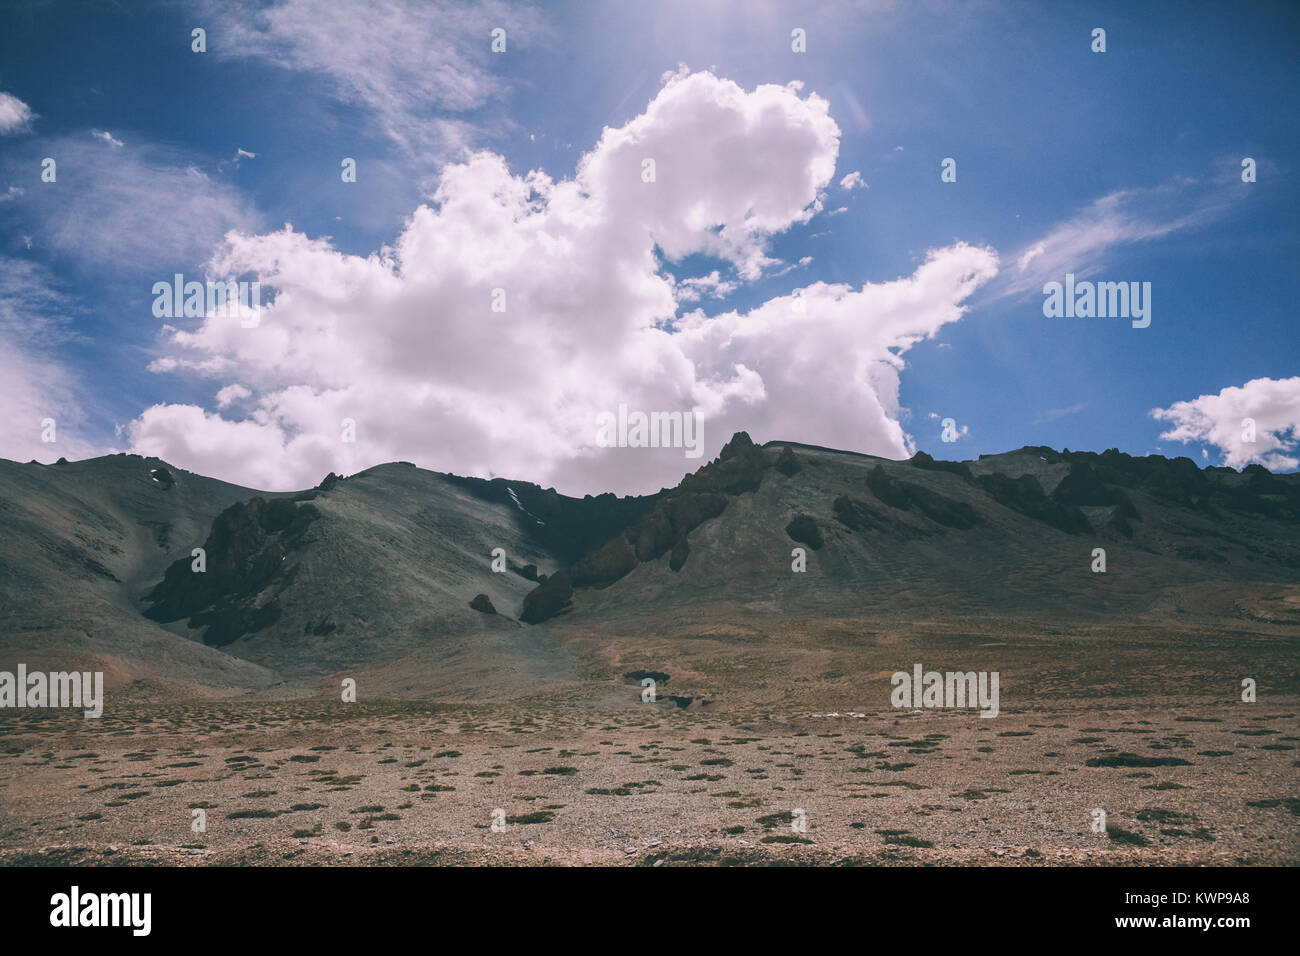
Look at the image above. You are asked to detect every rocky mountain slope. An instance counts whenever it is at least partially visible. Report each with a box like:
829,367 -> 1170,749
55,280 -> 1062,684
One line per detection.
530,436 -> 1300,630
2,438 -> 1297,700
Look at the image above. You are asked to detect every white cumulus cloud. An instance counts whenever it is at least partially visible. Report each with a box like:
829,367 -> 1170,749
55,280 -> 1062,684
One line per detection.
129,71 -> 997,493
1152,376 -> 1300,471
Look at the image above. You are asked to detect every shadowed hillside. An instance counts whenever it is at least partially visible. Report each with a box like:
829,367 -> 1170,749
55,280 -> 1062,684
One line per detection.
2,439 -> 1298,702
520,437 -> 1300,628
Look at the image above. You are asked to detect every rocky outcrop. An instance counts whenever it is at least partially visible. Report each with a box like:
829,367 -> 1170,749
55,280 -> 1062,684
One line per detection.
866,466 -> 980,530
570,534 -> 639,588
832,494 -> 880,533
785,514 -> 824,550
511,562 -> 540,581
977,473 -> 1090,535
1051,460 -> 1140,537
833,494 -> 929,539
520,570 -> 573,624
866,465 -> 913,510
774,446 -> 803,477
143,497 -> 320,646
442,474 -> 657,565
909,451 -> 973,480
679,431 -> 767,496
632,492 -> 728,562
518,432 -> 769,622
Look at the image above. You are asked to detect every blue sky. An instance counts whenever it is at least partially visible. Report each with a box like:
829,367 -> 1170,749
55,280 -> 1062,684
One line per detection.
1,0 -> 1297,493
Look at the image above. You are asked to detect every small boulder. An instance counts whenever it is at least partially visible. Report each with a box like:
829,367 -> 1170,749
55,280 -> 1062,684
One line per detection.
520,571 -> 573,623
469,593 -> 497,614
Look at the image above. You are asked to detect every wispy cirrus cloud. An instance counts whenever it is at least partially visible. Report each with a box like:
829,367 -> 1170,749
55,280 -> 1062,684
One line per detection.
997,174 -> 1246,300
0,257 -> 80,348
195,0 -> 550,163
1032,401 -> 1088,425
1,134 -> 261,271
0,258 -> 101,462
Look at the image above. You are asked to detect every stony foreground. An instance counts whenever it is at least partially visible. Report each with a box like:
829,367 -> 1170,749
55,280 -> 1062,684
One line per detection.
1,698 -> 1295,866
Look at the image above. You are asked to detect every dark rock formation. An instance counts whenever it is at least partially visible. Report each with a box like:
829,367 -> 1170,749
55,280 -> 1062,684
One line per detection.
832,494 -> 876,532
909,451 -> 973,480
668,535 -> 690,571
512,563 -> 540,581
518,432 -> 769,622
143,496 -> 320,646
679,431 -> 767,496
775,446 -> 802,477
977,473 -> 1090,535
785,514 -> 824,550
520,570 -> 573,624
442,474 -> 657,565
867,466 -> 980,530
570,534 -> 639,588
632,492 -> 728,561
866,465 -> 913,510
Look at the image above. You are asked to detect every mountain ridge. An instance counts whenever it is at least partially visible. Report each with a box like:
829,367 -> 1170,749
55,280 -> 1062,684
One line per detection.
2,438 -> 1297,701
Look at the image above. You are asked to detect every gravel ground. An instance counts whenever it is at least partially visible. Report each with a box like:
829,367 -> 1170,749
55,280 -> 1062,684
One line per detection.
2,698 -> 1295,866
